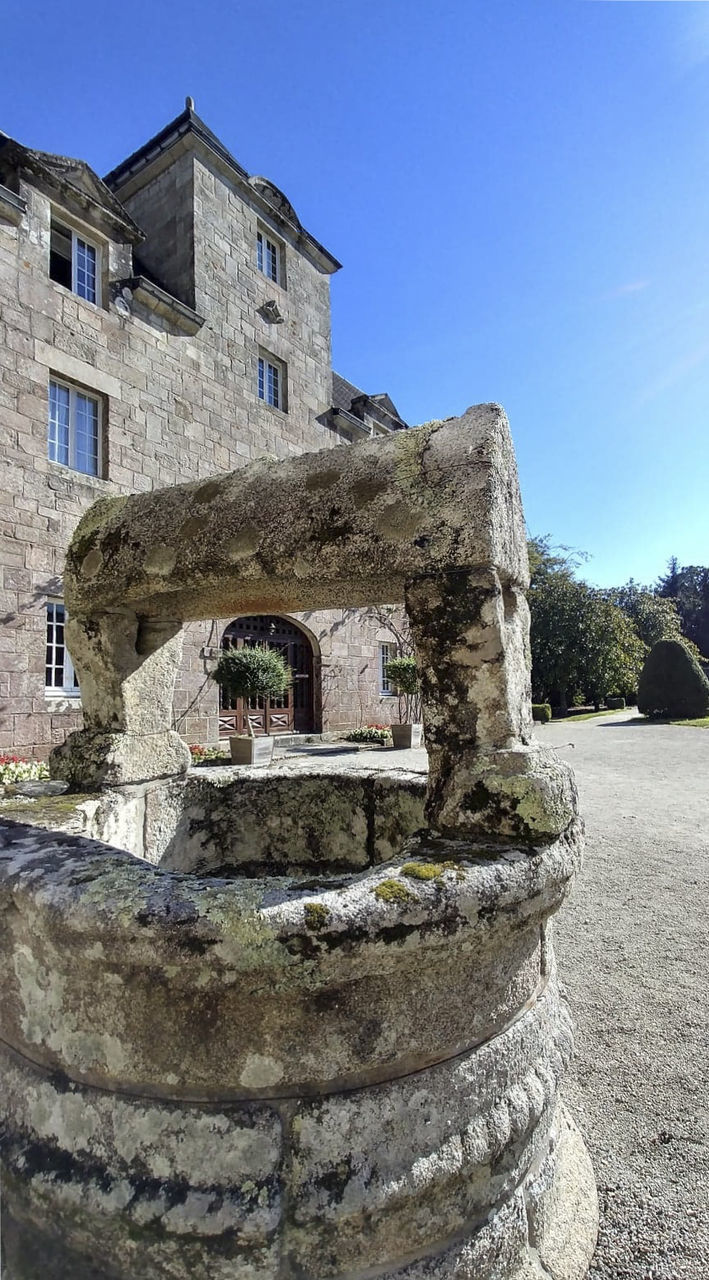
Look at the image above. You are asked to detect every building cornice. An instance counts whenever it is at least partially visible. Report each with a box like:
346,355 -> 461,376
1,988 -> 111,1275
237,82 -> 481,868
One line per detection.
0,182 -> 26,225
115,277 -> 205,335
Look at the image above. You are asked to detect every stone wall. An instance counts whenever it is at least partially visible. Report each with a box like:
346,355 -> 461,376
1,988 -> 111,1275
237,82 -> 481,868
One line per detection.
0,150 -> 400,756
117,151 -> 196,308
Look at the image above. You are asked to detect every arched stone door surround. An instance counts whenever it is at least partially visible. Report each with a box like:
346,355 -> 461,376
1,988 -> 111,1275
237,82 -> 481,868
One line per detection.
218,614 -> 318,736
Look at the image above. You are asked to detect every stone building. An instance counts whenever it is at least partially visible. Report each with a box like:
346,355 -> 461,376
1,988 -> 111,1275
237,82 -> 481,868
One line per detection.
0,101 -> 410,756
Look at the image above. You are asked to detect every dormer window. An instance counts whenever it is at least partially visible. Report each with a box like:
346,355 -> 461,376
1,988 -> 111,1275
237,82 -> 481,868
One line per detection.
257,228 -> 282,286
49,217 -> 99,304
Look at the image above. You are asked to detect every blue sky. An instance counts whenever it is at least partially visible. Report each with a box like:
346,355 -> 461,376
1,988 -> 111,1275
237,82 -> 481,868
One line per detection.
3,0 -> 708,587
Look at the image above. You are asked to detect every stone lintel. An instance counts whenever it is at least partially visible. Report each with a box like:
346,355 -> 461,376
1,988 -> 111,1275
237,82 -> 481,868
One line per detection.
64,405 -> 529,622
34,341 -> 122,400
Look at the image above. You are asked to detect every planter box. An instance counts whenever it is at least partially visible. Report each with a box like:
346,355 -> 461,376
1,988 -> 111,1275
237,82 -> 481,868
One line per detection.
390,723 -> 423,749
229,736 -> 275,767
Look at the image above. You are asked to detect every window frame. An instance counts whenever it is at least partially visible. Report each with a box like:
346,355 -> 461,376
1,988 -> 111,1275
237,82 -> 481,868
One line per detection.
48,376 -> 103,478
257,352 -> 287,412
379,641 -> 398,696
256,226 -> 283,287
49,214 -> 101,306
45,600 -> 80,698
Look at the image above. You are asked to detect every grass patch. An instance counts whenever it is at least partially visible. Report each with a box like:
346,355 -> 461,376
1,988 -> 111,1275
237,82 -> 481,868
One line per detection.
549,708 -> 632,724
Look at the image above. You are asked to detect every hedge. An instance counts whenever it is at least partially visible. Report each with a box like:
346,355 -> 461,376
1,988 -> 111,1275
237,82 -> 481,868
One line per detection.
532,703 -> 552,723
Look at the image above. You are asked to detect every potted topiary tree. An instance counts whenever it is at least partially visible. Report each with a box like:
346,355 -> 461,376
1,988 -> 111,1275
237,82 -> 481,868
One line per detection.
210,645 -> 292,766
384,655 -> 423,749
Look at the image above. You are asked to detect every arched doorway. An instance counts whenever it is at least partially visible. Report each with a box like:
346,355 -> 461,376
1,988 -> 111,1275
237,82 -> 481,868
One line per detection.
218,615 -> 316,737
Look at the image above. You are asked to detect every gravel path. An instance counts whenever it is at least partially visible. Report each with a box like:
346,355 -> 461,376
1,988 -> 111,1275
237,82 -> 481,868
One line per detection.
543,713 -> 709,1280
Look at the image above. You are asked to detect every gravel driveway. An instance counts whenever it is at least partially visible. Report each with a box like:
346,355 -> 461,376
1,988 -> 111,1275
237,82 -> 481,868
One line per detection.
542,712 -> 709,1279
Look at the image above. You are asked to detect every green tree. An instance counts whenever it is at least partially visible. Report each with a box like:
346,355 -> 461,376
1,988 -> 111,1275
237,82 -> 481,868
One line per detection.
656,560 -> 709,657
528,538 -> 646,712
529,571 -> 584,712
581,596 -> 646,708
607,581 -> 688,651
528,535 -> 586,585
384,655 -> 422,723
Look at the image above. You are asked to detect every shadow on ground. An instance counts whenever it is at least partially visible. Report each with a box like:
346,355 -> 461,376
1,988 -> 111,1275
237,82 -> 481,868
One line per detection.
596,717 -> 705,728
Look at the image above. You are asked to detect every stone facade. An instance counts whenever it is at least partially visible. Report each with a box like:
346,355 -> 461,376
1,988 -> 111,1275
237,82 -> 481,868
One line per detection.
0,104 -> 407,756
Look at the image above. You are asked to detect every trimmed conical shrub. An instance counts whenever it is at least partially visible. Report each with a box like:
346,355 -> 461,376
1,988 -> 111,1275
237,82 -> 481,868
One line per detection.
637,640 -> 709,719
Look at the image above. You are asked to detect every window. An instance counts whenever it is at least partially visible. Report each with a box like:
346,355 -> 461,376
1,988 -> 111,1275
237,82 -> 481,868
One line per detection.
258,354 -> 286,411
46,602 -> 79,696
48,378 -> 102,476
49,217 -> 99,304
257,229 -> 281,285
380,642 -> 397,695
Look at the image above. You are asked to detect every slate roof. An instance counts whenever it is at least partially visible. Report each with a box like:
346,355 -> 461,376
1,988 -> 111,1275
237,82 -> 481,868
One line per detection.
103,102 -> 341,274
103,104 -> 248,190
332,373 -> 366,415
332,372 -> 407,428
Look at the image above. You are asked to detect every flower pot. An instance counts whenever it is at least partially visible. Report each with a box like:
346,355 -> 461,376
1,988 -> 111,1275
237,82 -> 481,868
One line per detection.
229,735 -> 275,767
390,723 -> 423,749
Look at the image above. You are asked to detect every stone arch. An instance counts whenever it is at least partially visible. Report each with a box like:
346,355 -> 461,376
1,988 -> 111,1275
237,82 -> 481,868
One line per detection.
217,613 -> 320,736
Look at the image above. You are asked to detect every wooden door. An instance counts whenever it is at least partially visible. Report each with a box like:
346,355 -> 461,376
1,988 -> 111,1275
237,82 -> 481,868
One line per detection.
218,616 -> 315,737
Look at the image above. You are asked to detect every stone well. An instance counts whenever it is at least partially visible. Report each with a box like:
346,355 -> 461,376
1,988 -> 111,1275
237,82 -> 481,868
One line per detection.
0,405 -> 598,1280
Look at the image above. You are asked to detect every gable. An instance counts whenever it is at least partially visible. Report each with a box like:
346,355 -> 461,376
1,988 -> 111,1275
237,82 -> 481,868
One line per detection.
0,134 -> 144,244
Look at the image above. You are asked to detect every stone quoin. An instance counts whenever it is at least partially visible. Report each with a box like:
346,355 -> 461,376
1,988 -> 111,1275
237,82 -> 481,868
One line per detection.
0,405 -> 598,1279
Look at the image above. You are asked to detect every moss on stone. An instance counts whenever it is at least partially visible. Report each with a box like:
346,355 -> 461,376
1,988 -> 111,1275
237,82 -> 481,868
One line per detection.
400,859 -> 463,881
303,902 -> 330,931
372,879 -> 414,904
0,793 -> 94,828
